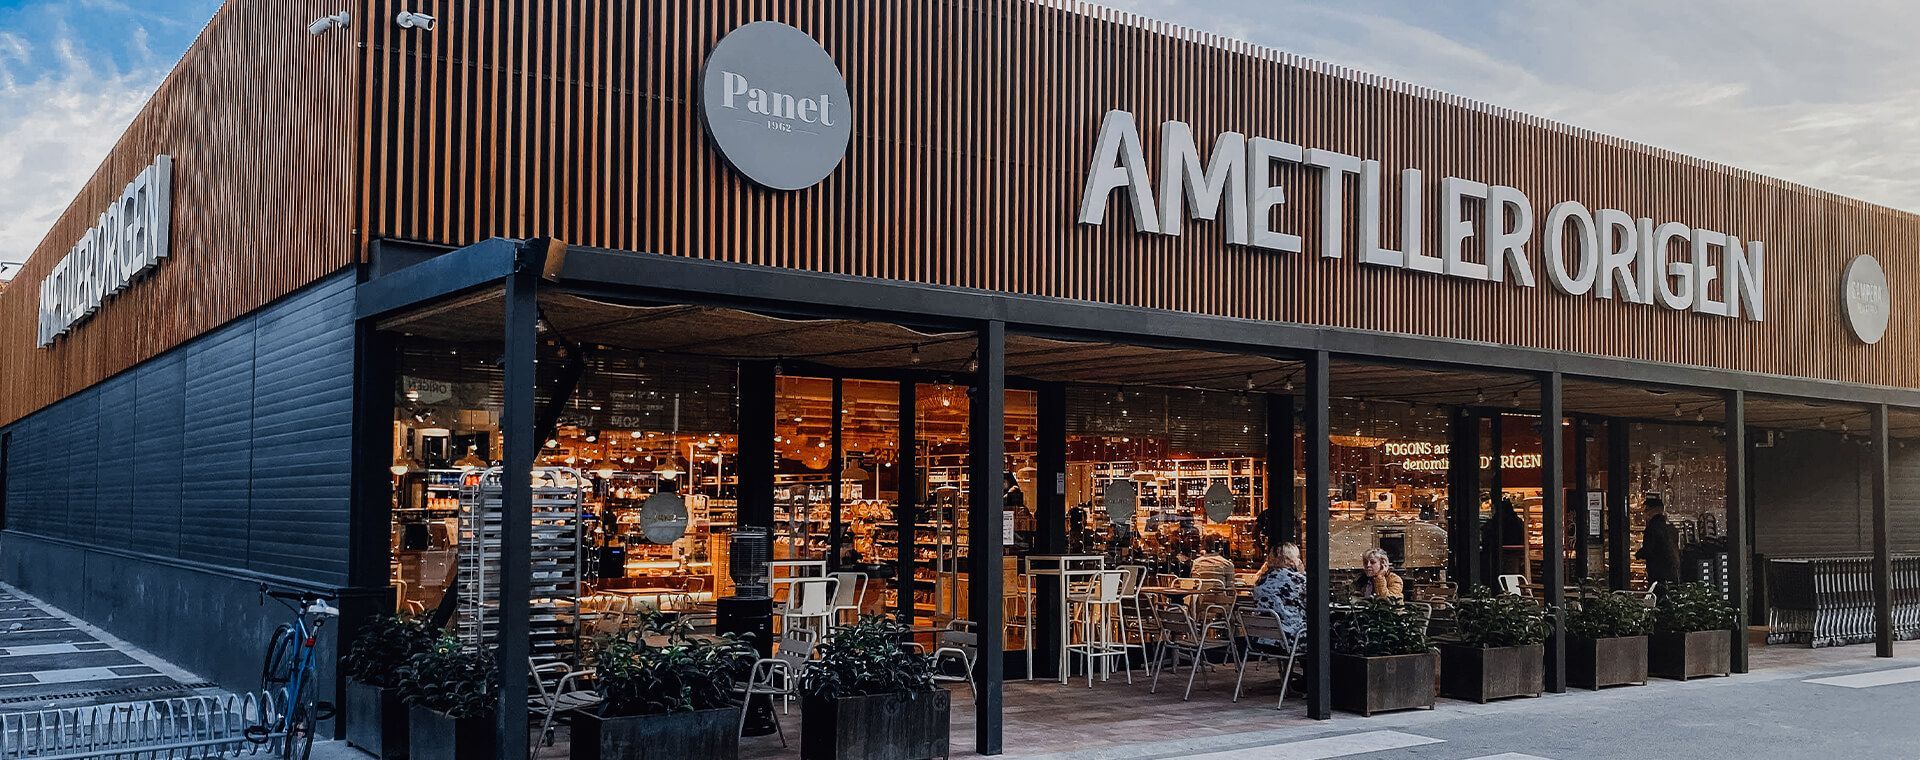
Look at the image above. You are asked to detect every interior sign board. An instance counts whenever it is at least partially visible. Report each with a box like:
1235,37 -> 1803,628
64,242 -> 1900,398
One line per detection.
1078,111 -> 1767,322
37,155 -> 173,348
701,22 -> 852,191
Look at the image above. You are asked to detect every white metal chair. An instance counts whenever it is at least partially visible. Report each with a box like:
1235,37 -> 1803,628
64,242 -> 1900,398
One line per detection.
1115,564 -> 1150,652
528,658 -> 601,754
739,628 -> 818,747
1149,601 -> 1234,700
1066,570 -> 1133,687
778,577 -> 839,638
830,571 -> 868,625
1234,607 -> 1302,709
1497,574 -> 1531,597
909,619 -> 980,699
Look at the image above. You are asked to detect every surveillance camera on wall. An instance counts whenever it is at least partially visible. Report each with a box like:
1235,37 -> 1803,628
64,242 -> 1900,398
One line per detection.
396,11 -> 437,31
307,11 -> 350,36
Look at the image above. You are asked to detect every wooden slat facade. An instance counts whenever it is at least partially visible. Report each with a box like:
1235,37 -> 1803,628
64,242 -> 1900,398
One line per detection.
355,0 -> 1920,388
0,0 -> 359,427
7,0 -> 1919,426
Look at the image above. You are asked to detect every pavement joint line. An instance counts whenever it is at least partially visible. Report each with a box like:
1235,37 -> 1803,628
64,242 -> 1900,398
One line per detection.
0,582 -> 206,688
1803,664 -> 1920,688
1162,730 -> 1444,760
1462,755 -> 1555,760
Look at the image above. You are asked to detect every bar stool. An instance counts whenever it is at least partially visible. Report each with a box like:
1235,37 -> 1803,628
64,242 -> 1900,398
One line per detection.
1066,570 -> 1132,687
779,577 -> 838,638
1115,564 -> 1149,652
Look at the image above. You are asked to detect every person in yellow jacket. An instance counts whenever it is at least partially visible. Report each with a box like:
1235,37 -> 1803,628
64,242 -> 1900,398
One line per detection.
1348,548 -> 1405,600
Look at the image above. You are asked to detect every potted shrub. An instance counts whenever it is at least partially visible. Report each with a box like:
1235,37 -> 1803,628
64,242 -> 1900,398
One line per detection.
1330,598 -> 1435,716
396,633 -> 499,760
1439,588 -> 1550,703
1565,585 -> 1652,689
573,612 -> 757,760
342,613 -> 439,759
798,616 -> 949,760
1649,581 -> 1735,680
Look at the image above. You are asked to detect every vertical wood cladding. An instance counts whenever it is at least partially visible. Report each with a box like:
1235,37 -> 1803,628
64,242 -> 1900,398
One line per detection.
357,0 -> 1920,387
0,0 -> 359,427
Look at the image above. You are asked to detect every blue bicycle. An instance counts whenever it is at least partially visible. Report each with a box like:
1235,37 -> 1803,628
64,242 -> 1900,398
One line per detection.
248,584 -> 339,759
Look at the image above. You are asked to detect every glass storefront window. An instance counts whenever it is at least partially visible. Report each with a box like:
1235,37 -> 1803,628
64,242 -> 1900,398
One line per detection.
1330,400 -> 1453,598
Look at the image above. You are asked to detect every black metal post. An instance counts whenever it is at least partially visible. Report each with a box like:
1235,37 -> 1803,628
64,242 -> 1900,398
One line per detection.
495,261 -> 538,760
1449,408 -> 1480,591
828,378 -> 845,573
1573,417 -> 1590,583
1487,415 -> 1504,588
968,322 -> 1007,754
1268,394 -> 1296,545
1725,390 -> 1751,672
1873,403 -> 1894,658
738,362 -> 776,532
1607,419 -> 1631,591
896,381 -> 918,626
1304,351 -> 1332,720
1034,382 -> 1067,679
1541,373 -> 1566,693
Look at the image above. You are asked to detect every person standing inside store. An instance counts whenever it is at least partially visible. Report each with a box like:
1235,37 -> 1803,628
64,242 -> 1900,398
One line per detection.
1636,496 -> 1683,592
1479,498 -> 1527,582
1349,548 -> 1405,599
1005,472 -> 1035,552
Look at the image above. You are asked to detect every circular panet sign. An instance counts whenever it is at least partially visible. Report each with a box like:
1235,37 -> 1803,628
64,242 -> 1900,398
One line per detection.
1202,482 -> 1234,523
1103,480 -> 1137,525
638,492 -> 689,544
701,22 -> 852,190
1842,254 -> 1892,345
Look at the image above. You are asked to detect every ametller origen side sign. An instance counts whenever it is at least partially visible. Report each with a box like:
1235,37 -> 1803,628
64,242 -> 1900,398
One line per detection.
1077,111 -> 1767,322
37,155 -> 173,348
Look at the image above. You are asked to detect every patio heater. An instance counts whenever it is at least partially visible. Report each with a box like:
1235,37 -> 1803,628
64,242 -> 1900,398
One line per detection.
720,527 -> 779,735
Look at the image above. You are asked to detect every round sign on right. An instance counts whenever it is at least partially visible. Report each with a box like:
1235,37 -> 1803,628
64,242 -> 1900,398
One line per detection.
1841,254 -> 1892,345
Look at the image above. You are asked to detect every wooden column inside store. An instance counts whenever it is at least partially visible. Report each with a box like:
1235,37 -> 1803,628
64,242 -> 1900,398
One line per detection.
1872,403 -> 1894,659
1725,390 -> 1752,671
1034,383 -> 1067,679
968,321 -> 1007,754
1304,351 -> 1332,720
1606,419 -> 1631,591
1540,373 -> 1566,693
494,262 -> 538,760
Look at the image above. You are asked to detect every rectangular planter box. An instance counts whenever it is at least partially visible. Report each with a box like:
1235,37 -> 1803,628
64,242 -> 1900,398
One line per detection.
1331,652 -> 1436,716
1650,630 -> 1731,680
1439,643 -> 1544,703
345,680 -> 408,760
570,706 -> 740,760
1568,636 -> 1648,690
800,690 -> 950,760
408,706 -> 496,760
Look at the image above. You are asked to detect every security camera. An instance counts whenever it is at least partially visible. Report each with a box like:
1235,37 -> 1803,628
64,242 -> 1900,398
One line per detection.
307,11 -> 350,36
396,11 -> 437,31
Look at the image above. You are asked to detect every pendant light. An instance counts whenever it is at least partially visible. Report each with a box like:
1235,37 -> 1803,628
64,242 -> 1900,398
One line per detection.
390,452 -> 417,476
454,446 -> 487,471
654,453 -> 688,480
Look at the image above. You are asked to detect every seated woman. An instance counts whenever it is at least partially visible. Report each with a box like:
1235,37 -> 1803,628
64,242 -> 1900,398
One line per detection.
1250,542 -> 1307,643
1349,548 -> 1405,600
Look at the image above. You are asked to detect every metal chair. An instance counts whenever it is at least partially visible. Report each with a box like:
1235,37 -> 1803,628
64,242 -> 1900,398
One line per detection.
1148,601 -> 1234,700
830,571 -> 868,625
914,619 -> 980,699
1066,570 -> 1133,687
1234,607 -> 1302,709
738,628 -> 819,747
527,658 -> 601,755
778,577 -> 839,638
1497,574 -> 1531,597
1115,564 -> 1150,652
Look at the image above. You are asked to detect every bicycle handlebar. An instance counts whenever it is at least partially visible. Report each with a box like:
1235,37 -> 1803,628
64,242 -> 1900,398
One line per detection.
259,583 -> 338,605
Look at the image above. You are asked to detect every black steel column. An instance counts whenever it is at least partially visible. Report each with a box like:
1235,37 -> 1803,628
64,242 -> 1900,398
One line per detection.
1304,351 -> 1332,720
1873,403 -> 1894,658
1725,390 -> 1752,671
1573,418 -> 1590,583
1268,393 -> 1297,544
1034,382 -> 1067,679
1449,409 -> 1480,590
828,378 -> 845,573
739,362 -> 776,532
968,322 -> 1007,754
1607,418 -> 1631,591
495,262 -> 538,760
896,381 -> 918,625
1541,374 -> 1566,692
1487,417 -> 1504,588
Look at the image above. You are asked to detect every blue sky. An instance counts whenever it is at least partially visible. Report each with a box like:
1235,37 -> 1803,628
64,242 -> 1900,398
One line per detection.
4,1 -> 1919,274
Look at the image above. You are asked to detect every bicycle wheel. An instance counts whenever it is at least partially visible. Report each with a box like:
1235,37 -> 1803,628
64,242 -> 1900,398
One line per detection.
260,625 -> 297,693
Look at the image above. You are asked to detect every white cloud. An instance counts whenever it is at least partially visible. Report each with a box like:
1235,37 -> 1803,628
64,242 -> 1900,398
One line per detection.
0,29 -> 161,276
1094,0 -> 1920,213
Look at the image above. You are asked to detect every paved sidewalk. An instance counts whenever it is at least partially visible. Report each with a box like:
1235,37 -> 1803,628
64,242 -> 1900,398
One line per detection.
0,582 -> 220,712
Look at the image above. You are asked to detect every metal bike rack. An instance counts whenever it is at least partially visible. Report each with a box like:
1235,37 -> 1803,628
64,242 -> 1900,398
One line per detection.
0,691 -> 288,760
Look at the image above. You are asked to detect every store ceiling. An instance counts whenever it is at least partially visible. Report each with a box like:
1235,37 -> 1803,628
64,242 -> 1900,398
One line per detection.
381,290 -> 1920,436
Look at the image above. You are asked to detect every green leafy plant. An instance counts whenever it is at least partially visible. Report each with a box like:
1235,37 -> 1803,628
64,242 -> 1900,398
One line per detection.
1654,581 -> 1736,634
799,615 -> 937,700
1450,588 -> 1552,648
343,614 -> 441,689
1566,585 -> 1653,639
396,633 -> 499,719
594,611 -> 757,717
1331,597 -> 1430,657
